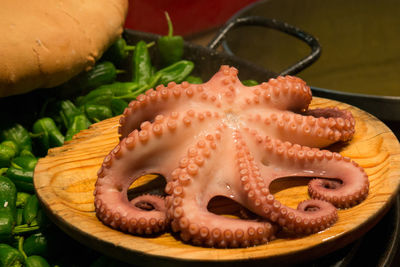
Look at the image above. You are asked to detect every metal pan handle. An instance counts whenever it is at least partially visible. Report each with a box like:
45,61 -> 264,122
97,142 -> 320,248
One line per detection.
207,16 -> 321,76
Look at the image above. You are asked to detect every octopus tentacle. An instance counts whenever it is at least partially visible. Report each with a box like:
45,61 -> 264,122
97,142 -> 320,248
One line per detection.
233,130 -> 338,234
165,131 -> 277,247
307,158 -> 369,209
241,75 -> 312,112
236,131 -> 368,232
170,200 -> 276,248
243,108 -> 355,148
256,136 -> 369,209
94,111 -> 222,234
118,84 -> 215,139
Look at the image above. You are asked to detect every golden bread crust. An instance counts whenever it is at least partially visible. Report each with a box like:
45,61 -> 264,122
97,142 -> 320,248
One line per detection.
0,0 -> 129,97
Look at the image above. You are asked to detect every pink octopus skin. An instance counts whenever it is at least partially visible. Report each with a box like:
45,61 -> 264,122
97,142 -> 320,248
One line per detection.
93,65 -> 369,248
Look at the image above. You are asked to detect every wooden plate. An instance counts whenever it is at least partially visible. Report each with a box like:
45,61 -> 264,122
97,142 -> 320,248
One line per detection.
34,97 -> 400,266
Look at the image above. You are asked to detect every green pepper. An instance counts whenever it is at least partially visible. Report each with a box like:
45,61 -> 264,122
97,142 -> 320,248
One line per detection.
78,82 -> 140,108
25,255 -> 50,267
110,98 -> 128,116
6,155 -> 38,193
84,104 -> 113,123
1,141 -> 18,155
157,12 -> 184,66
12,156 -> 38,171
132,41 -> 152,86
77,87 -> 114,108
78,61 -> 119,90
242,79 -> 259,86
12,222 -> 39,235
59,100 -> 83,129
6,168 -> 33,184
0,211 -> 14,241
185,75 -> 203,84
23,232 -> 48,257
0,144 -> 16,168
65,114 -> 91,141
18,150 -> 35,159
0,176 -> 17,241
6,156 -> 38,188
1,124 -> 32,153
101,37 -> 136,65
9,180 -> 34,194
16,192 -> 31,208
23,195 -> 39,226
16,208 -> 24,225
32,117 -> 64,154
61,61 -> 121,95
0,243 -> 24,267
150,60 -> 194,86
0,210 -> 14,241
59,100 -> 92,140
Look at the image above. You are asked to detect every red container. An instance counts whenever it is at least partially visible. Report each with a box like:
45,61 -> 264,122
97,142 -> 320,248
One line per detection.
125,0 -> 260,36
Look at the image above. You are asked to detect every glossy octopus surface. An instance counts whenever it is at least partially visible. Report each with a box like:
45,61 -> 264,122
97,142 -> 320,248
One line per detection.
94,66 -> 369,248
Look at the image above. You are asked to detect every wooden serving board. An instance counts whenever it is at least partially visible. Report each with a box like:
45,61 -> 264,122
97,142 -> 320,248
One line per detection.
34,97 -> 400,266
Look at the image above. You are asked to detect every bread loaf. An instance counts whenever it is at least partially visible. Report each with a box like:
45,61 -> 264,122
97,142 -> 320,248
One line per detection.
0,0 -> 129,97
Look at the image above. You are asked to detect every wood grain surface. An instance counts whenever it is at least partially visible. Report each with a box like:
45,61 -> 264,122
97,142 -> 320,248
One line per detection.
34,97 -> 400,266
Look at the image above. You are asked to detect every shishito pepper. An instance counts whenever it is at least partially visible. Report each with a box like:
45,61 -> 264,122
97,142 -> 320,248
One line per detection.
25,255 -> 50,267
6,156 -> 38,193
132,41 -> 152,86
18,150 -> 35,159
1,141 -> 18,152
8,180 -> 34,194
61,61 -> 121,95
59,100 -> 83,129
23,232 -> 48,257
0,123 -> 32,153
16,192 -> 31,208
149,60 -> 194,86
78,82 -> 140,108
65,114 -> 91,141
77,61 -> 120,90
77,87 -> 115,107
0,243 -> 25,267
83,104 -> 113,123
101,37 -> 136,65
59,100 -> 91,141
110,98 -> 128,116
32,117 -> 64,154
12,156 -> 38,171
0,143 -> 17,168
23,195 -> 39,226
157,12 -> 184,66
6,168 -> 34,184
16,208 -> 24,226
185,75 -> 203,84
242,79 -> 259,86
0,175 -> 17,241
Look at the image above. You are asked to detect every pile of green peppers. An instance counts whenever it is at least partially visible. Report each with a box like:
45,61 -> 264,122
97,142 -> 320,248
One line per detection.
0,17 -> 203,266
